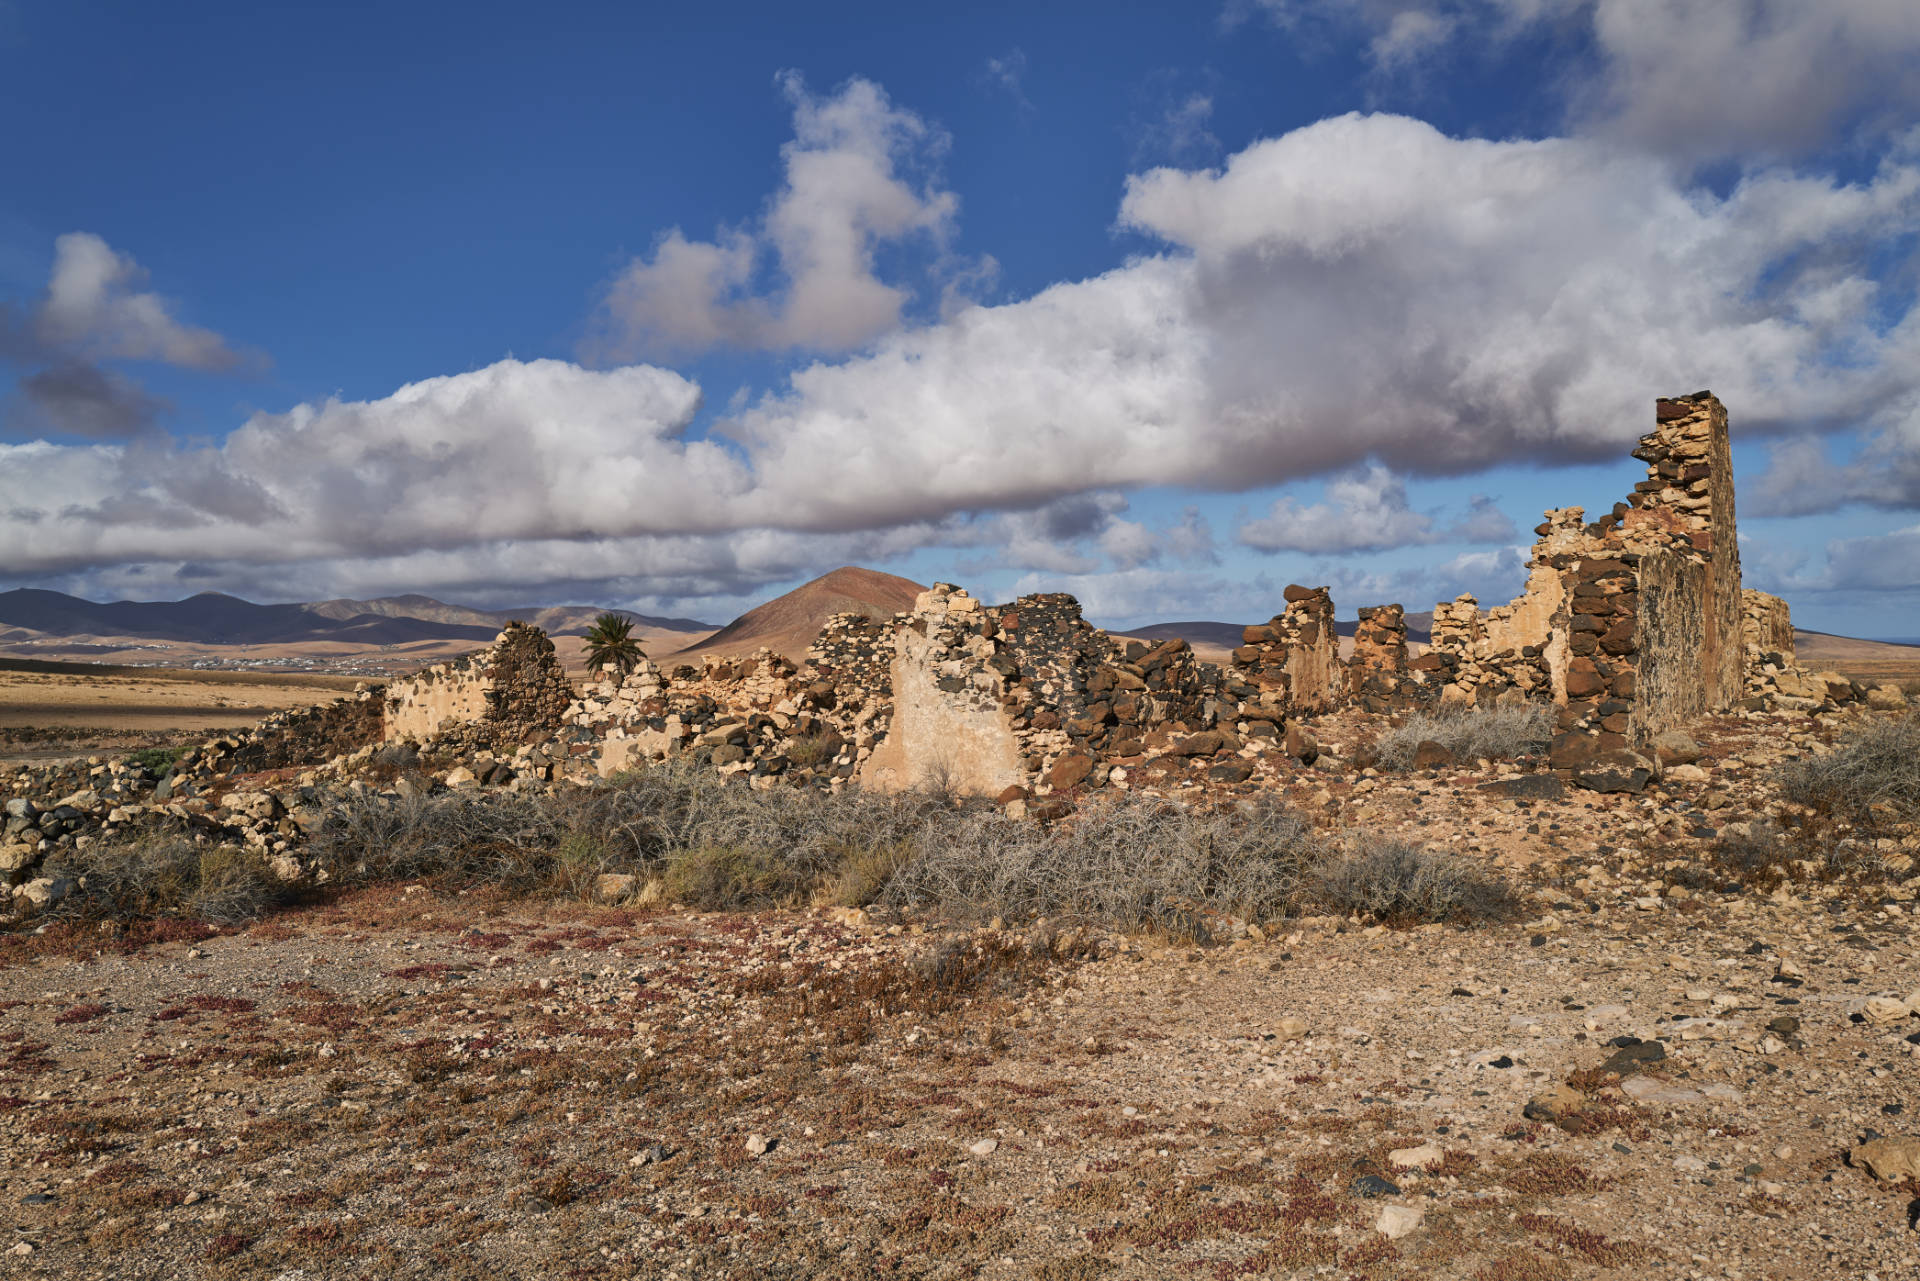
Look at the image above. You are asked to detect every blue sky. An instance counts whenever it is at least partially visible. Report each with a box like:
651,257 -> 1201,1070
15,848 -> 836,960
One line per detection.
3,1 -> 1919,639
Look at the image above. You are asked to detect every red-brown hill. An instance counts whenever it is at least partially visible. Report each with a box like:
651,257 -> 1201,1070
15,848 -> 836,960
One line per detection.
674,567 -> 926,662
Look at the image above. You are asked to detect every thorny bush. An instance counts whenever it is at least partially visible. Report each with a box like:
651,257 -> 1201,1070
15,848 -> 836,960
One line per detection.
25,759 -> 1516,936
1371,703 -> 1553,770
1309,838 -> 1516,925
1775,711 -> 1919,836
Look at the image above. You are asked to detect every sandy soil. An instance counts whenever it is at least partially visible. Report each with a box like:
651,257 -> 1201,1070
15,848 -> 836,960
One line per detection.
0,663 -> 366,768
0,871 -> 1913,1280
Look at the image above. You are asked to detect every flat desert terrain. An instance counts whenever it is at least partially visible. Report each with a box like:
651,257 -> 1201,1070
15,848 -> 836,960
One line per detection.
0,662 -> 365,767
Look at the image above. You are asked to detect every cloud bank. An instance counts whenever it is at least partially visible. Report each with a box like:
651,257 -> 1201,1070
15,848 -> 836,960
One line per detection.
1246,0 -> 1920,161
5,61 -> 1918,610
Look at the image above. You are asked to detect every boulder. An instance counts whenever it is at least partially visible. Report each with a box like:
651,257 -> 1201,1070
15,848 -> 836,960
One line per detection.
595,873 -> 638,903
1573,750 -> 1656,794
1282,724 -> 1319,765
1048,755 -> 1094,790
1849,1136 -> 1920,1184
14,877 -> 72,909
1866,684 -> 1910,712
1652,731 -> 1703,766
1862,996 -> 1910,1026
1375,1204 -> 1424,1240
1387,1144 -> 1441,1170
1476,775 -> 1566,801
1523,1083 -> 1591,1133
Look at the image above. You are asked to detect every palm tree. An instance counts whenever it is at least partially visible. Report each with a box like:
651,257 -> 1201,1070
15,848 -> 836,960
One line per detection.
582,612 -> 643,678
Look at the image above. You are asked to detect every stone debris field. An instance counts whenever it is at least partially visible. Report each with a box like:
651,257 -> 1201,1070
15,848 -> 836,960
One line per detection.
0,804 -> 1916,1280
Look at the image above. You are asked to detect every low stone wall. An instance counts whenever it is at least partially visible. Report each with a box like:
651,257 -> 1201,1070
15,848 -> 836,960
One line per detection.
384,622 -> 574,751
199,688 -> 386,777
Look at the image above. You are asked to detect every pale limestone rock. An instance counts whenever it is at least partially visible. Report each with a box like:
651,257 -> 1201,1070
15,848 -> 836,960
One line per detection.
1375,1204 -> 1424,1239
1862,996 -> 1910,1025
1851,1137 -> 1920,1183
595,873 -> 637,903
1388,1144 -> 1442,1169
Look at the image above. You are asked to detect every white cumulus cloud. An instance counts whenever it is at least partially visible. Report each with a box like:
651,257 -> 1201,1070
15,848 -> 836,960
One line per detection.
590,73 -> 962,357
7,106 -> 1919,603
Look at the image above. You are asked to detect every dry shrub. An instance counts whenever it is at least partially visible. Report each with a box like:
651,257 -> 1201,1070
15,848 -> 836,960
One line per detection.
882,795 -> 1321,931
48,834 -> 287,925
1777,711 -> 1919,835
824,839 -> 914,908
305,760 -> 943,911
1309,838 -> 1515,925
785,731 -> 840,768
1679,822 -> 1898,893
1373,703 -> 1552,770
660,844 -> 806,909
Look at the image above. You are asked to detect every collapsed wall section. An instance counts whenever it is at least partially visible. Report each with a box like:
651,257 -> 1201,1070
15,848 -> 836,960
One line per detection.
196,687 -> 386,777
384,621 -> 574,750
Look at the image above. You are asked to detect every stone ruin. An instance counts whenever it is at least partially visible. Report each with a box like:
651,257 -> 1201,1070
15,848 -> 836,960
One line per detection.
18,390 -> 1912,915
194,391 -> 1881,806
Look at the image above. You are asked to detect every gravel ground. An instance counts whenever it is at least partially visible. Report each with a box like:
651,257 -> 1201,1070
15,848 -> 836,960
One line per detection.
2,706 -> 1917,1279
1,878 -> 1915,1279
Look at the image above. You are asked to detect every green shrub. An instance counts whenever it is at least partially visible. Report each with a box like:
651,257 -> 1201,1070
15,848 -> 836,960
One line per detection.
126,746 -> 186,775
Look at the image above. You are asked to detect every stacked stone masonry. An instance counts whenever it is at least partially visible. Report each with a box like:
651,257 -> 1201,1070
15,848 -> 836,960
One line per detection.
176,391 -> 1885,807
1230,585 -> 1344,714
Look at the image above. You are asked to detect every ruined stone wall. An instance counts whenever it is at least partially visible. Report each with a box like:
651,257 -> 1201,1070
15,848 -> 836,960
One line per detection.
843,585 -> 1231,799
861,587 -> 1024,795
384,622 -> 574,750
1347,605 -> 1426,712
1397,393 -> 1749,786
1230,586 -> 1343,713
1742,589 -> 1794,668
197,687 -> 386,777
560,648 -> 868,786
1626,394 -> 1743,719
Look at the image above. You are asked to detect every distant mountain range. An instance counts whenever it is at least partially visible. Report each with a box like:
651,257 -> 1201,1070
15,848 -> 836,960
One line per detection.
1124,612 -> 1437,651
0,588 -> 718,650
6,578 -> 1911,671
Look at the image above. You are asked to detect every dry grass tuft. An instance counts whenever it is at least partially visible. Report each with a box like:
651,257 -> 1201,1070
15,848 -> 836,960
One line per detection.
1373,704 -> 1553,770
1776,711 -> 1919,835
1310,838 -> 1515,925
